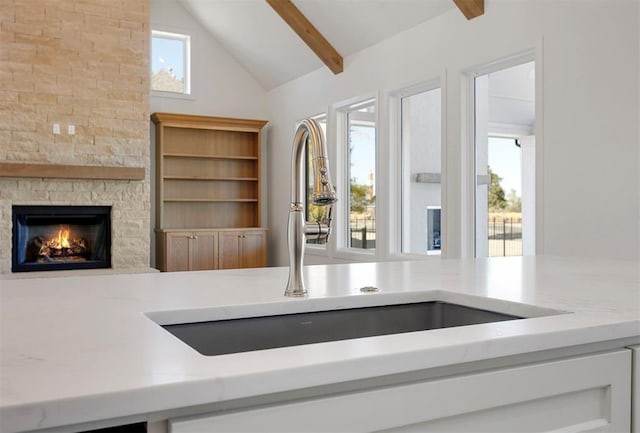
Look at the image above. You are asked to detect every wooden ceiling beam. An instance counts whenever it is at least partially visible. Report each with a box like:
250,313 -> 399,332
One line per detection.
265,0 -> 343,74
452,0 -> 484,20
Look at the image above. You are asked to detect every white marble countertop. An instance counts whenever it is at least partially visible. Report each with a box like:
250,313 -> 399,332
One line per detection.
1,256 -> 639,432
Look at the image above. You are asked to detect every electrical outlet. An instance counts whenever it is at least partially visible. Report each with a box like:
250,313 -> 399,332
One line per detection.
53,123 -> 61,135
67,125 -> 75,135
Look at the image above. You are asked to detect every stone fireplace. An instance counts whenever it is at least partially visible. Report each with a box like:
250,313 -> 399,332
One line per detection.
0,0 -> 151,276
0,177 -> 150,275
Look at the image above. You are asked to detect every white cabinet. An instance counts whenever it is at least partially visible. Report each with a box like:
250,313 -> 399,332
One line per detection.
170,349 -> 631,433
632,345 -> 640,433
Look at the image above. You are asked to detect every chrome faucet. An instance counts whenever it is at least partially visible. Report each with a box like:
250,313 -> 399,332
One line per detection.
285,119 -> 337,297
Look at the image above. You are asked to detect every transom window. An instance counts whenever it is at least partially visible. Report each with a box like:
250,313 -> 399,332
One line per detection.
151,30 -> 191,95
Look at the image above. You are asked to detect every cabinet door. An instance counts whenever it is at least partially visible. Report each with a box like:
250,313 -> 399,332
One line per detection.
171,349 -> 631,433
164,232 -> 190,272
219,230 -> 267,269
191,231 -> 218,271
242,230 -> 267,268
218,232 -> 242,270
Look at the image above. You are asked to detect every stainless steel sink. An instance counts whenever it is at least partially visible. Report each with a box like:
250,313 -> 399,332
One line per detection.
162,301 -> 524,356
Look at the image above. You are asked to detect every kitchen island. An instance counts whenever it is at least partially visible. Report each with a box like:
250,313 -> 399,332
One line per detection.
1,256 -> 639,433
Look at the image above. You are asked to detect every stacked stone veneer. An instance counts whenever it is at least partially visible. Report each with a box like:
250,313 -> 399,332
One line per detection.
0,0 -> 151,274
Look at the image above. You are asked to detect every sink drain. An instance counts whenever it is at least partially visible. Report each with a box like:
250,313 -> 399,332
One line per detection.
360,286 -> 380,293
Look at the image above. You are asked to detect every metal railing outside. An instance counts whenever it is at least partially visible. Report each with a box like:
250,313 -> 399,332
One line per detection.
350,217 -> 376,249
488,217 -> 522,257
346,216 -> 523,256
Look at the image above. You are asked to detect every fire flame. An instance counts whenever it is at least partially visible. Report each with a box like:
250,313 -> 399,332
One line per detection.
33,225 -> 88,262
50,226 -> 71,250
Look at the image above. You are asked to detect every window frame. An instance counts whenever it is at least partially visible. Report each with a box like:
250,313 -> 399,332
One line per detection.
389,79 -> 444,259
462,49 -> 540,259
332,94 -> 380,261
150,28 -> 192,98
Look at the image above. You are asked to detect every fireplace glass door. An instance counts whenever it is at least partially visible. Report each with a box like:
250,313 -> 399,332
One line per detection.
12,206 -> 111,272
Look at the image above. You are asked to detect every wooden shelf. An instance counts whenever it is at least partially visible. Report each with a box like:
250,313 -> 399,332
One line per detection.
163,176 -> 258,181
163,153 -> 258,160
0,162 -> 145,180
163,198 -> 259,203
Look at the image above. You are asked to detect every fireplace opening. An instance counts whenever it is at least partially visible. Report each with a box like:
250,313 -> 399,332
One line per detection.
12,205 -> 111,272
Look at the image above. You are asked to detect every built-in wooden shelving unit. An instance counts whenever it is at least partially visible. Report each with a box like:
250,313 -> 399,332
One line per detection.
151,112 -> 269,272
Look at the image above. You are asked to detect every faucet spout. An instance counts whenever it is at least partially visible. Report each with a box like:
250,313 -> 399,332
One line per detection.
285,119 -> 337,297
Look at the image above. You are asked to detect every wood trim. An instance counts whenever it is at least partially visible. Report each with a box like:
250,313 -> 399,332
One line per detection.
156,228 -> 269,233
151,112 -> 268,132
452,0 -> 484,20
0,162 -> 145,180
265,0 -> 343,74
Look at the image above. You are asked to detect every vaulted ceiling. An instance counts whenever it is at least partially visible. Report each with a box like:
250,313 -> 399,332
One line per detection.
178,0 -> 467,90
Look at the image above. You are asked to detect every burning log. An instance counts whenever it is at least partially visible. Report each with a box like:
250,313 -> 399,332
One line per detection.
29,226 -> 90,263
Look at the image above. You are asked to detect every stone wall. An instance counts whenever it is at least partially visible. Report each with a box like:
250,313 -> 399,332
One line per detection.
0,0 -> 151,274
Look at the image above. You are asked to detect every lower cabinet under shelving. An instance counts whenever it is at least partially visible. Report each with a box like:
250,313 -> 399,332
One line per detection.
156,228 -> 267,272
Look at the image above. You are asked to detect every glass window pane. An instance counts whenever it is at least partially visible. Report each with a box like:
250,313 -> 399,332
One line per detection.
151,31 -> 189,94
401,87 -> 442,255
474,60 -> 535,258
347,101 -> 376,250
486,137 -> 522,257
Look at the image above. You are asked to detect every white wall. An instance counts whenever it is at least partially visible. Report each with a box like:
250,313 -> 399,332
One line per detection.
266,1 -> 639,266
150,0 -> 268,119
521,135 -> 536,256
